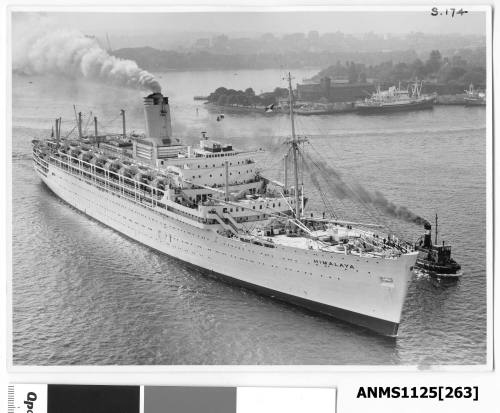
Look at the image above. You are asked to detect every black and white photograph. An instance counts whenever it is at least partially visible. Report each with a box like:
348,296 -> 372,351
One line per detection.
9,7 -> 491,366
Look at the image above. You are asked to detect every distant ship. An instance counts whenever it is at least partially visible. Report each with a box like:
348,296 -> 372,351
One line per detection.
464,83 -> 486,106
414,215 -> 461,280
356,80 -> 435,114
32,74 -> 418,337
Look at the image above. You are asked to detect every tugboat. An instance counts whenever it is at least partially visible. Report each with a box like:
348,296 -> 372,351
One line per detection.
414,215 -> 461,280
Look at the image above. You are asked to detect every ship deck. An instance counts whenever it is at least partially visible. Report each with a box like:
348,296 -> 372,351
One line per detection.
261,233 -> 407,259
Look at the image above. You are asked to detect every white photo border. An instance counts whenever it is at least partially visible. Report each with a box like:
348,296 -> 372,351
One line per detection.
2,0 -> 495,385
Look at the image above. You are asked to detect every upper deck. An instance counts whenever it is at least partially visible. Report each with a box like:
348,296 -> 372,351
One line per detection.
33,139 -> 413,260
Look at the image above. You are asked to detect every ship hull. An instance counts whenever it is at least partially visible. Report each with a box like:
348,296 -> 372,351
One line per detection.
33,151 -> 416,336
162,257 -> 399,336
415,258 -> 461,278
356,98 -> 434,114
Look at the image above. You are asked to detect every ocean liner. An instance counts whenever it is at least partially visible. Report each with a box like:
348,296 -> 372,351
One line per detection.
32,74 -> 418,336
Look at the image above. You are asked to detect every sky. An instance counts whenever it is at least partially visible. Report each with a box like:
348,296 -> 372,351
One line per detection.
35,10 -> 487,37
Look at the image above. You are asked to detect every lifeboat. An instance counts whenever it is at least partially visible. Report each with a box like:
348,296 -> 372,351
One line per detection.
135,166 -> 153,182
151,176 -> 169,191
90,155 -> 107,168
134,171 -> 154,193
134,172 -> 154,184
78,150 -> 93,163
118,160 -> 132,175
134,172 -> 144,181
104,156 -> 119,170
69,145 -> 81,158
58,145 -> 69,154
123,166 -> 138,179
89,155 -> 107,174
106,160 -> 122,174
120,165 -> 138,185
104,158 -> 122,180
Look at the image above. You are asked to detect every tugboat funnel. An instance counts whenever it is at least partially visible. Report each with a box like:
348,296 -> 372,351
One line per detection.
423,222 -> 432,247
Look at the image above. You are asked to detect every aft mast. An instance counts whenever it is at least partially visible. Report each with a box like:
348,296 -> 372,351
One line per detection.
286,72 -> 301,220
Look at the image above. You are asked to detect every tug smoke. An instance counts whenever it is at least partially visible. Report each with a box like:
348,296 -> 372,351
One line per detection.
12,14 -> 161,93
304,156 -> 429,227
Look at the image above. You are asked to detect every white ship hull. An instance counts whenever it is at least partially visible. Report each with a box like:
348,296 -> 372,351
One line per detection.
33,153 -> 416,336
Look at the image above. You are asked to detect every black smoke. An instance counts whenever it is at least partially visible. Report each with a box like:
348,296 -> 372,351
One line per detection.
303,155 -> 429,227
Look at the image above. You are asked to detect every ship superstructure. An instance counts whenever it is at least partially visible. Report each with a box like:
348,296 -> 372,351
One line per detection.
32,74 -> 418,336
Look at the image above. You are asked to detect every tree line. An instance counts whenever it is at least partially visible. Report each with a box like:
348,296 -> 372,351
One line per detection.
206,87 -> 288,107
314,49 -> 486,86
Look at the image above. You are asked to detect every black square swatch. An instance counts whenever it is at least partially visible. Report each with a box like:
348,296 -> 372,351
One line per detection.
48,385 -> 139,413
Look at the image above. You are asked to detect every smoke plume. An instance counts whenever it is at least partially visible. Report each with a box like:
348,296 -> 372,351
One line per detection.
12,13 -> 161,93
304,155 -> 429,227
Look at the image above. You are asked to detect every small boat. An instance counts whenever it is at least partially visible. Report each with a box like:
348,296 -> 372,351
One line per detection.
464,84 -> 486,106
414,214 -> 461,280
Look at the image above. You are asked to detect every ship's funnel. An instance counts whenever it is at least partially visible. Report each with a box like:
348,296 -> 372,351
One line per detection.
423,222 -> 432,247
143,92 -> 172,146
